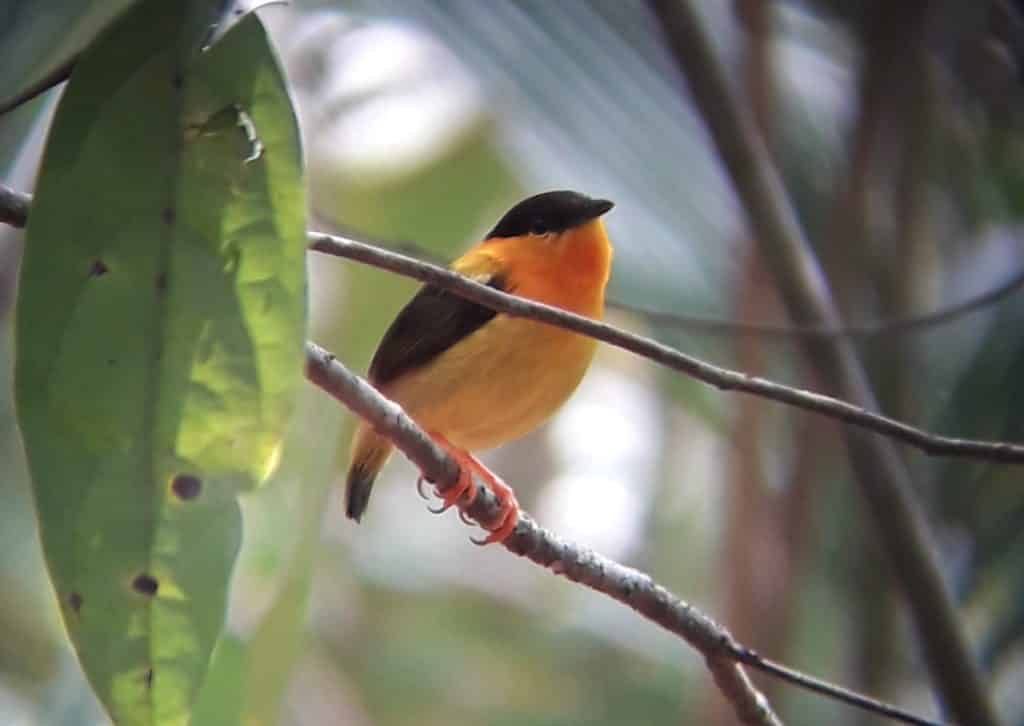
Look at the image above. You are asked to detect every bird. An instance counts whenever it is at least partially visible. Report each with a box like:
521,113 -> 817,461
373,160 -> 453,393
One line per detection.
345,190 -> 614,543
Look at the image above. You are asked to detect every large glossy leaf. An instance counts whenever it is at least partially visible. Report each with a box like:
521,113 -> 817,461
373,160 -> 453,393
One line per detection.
15,1 -> 306,723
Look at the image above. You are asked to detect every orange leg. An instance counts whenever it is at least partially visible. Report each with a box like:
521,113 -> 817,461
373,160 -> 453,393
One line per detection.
428,433 -> 520,544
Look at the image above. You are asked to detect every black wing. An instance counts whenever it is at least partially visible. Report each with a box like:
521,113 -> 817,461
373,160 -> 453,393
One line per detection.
368,274 -> 508,387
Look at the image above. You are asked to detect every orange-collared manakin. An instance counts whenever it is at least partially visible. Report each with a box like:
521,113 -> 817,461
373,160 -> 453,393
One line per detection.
346,190 -> 614,543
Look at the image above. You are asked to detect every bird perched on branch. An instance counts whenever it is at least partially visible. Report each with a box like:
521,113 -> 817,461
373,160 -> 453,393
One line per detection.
345,190 -> 614,543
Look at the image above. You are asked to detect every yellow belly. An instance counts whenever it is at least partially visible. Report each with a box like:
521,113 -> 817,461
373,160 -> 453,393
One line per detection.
381,314 -> 597,452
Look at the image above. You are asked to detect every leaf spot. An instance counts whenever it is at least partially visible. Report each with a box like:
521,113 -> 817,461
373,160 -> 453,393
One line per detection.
171,473 -> 202,500
144,667 -> 153,688
132,574 -> 159,596
89,260 -> 109,277
68,591 -> 83,613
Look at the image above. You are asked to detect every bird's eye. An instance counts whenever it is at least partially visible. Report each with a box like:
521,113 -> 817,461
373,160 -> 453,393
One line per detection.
530,220 -> 548,236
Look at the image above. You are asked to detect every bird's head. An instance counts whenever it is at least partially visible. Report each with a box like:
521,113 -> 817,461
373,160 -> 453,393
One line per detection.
485,190 -> 614,241
481,190 -> 614,295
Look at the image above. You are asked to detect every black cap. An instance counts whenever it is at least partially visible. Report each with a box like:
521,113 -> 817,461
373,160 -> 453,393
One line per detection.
486,190 -> 614,239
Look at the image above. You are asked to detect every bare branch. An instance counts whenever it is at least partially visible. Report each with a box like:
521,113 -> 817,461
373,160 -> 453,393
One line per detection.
307,230 -> 1024,464
305,342 -> 943,726
645,1 -> 1000,725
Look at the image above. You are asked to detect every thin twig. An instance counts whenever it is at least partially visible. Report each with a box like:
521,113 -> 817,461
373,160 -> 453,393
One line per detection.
729,648 -> 942,726
2,182 -> 1022,465
612,267 -> 1024,339
305,342 -> 943,726
646,2 -> 1000,725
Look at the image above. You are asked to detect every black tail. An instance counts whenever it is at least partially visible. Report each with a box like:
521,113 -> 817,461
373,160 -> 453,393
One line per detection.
346,424 -> 393,522
345,463 -> 377,522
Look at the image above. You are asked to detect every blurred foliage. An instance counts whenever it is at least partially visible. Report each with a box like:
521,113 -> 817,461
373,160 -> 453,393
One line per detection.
325,587 -> 688,726
0,0 -> 136,171
3,1 -> 1024,725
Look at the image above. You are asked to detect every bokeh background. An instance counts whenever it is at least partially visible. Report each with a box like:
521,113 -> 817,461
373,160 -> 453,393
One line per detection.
2,1 -> 1024,724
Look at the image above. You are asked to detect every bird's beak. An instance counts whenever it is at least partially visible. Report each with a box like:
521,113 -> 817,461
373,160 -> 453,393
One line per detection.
581,198 -> 610,223
590,199 -> 614,219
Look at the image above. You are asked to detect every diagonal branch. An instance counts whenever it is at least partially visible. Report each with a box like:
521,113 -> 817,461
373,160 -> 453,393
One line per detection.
305,342 -> 942,726
303,344 -> 777,726
645,1 -> 1000,725
2,182 -> 1023,464
306,231 -> 1024,464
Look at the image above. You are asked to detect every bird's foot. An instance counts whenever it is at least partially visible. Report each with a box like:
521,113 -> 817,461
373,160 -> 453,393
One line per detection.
423,434 -> 478,514
426,433 -> 520,544
467,465 -> 520,545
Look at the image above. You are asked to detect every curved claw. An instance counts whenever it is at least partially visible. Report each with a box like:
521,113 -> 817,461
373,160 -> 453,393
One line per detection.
458,509 -> 476,526
424,432 -> 520,544
416,476 -> 432,501
469,467 -> 520,544
436,473 -> 476,512
476,509 -> 519,545
421,445 -> 476,516
469,510 -> 518,545
464,481 -> 520,545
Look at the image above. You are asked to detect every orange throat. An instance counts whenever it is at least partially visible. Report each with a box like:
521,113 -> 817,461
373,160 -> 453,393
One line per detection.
502,219 -> 613,317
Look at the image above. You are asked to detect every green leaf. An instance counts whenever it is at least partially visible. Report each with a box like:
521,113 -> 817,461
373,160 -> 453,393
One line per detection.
15,1 -> 306,723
